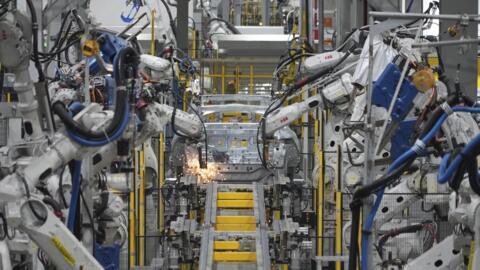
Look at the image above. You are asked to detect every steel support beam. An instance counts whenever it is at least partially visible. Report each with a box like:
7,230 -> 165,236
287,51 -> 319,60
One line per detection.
307,0 -> 314,45
261,0 -> 270,26
219,0 -> 230,21
317,0 -> 324,52
439,1 -> 478,100
253,183 -> 271,270
234,0 -> 242,25
176,0 -> 190,53
335,0 -> 352,47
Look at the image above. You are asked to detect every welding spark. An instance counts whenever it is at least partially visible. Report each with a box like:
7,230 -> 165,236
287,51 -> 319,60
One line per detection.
185,157 -> 223,183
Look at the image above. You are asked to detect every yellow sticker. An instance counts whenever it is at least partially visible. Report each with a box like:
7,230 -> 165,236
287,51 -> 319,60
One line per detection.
51,236 -> 76,266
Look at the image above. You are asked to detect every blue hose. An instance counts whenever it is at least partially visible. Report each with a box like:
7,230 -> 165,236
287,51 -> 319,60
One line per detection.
67,160 -> 82,231
360,105 -> 480,269
437,132 -> 480,184
66,101 -> 130,147
406,0 -> 415,12
68,102 -> 85,117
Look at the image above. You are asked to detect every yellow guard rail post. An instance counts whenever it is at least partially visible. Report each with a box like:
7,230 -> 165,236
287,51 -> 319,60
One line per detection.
317,111 -> 325,258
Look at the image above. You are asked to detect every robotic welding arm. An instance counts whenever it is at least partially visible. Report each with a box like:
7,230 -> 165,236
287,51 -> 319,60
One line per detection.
137,102 -> 204,145
301,51 -> 358,76
0,117 -> 116,270
264,73 -> 354,135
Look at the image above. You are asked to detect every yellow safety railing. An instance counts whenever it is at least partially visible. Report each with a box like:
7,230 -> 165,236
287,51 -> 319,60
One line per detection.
158,133 -> 164,232
150,10 -> 155,56
316,111 -> 325,257
468,240 -> 475,270
335,144 -> 343,270
129,153 -> 136,267
204,64 -> 272,95
138,147 -> 146,265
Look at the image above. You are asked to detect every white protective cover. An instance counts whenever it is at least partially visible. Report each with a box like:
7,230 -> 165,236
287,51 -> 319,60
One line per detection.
352,35 -> 397,87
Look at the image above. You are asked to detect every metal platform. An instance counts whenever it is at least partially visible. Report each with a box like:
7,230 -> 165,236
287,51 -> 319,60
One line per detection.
199,183 -> 271,270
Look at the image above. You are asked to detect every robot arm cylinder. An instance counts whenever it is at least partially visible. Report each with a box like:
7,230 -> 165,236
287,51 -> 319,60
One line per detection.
265,95 -> 323,135
140,54 -> 172,82
138,102 -> 203,145
301,51 -> 347,75
265,73 -> 354,135
0,12 -> 44,139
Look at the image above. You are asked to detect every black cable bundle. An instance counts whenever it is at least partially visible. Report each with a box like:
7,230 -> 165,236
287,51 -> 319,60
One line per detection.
52,47 -> 139,140
25,0 -> 45,82
159,0 -> 177,38
376,222 -> 435,258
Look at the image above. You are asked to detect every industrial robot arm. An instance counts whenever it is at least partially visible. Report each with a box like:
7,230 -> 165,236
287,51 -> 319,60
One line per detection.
264,73 -> 354,135
138,102 -> 204,144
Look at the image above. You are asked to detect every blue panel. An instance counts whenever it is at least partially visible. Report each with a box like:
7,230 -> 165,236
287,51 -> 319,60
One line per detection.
390,118 -> 416,160
89,32 -> 127,75
95,244 -> 121,270
104,75 -> 115,109
372,63 -> 419,122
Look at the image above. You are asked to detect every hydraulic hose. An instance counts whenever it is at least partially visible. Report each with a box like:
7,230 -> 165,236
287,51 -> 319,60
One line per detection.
53,47 -> 138,141
159,0 -> 177,38
26,0 -> 45,82
466,158 -> 480,195
113,47 -> 140,87
438,127 -> 480,187
377,222 -> 431,258
418,95 -> 460,138
67,160 -> 82,231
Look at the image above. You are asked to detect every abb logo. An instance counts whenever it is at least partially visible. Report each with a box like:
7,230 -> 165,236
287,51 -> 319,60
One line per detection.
323,54 -> 333,60
280,117 -> 289,123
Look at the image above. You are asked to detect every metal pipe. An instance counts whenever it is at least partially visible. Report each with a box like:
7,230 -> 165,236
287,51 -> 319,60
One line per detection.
0,240 -> 12,270
199,57 -> 280,64
126,22 -> 151,41
369,11 -> 480,22
117,12 -> 148,37
412,38 -> 480,48
363,15 -> 376,270
317,0 -> 324,52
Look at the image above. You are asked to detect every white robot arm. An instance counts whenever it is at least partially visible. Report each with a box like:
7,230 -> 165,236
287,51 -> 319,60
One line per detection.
7,198 -> 103,269
140,54 -> 172,82
302,51 -> 346,75
137,102 -> 204,145
265,73 -> 354,135
264,94 -> 323,135
404,234 -> 463,270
